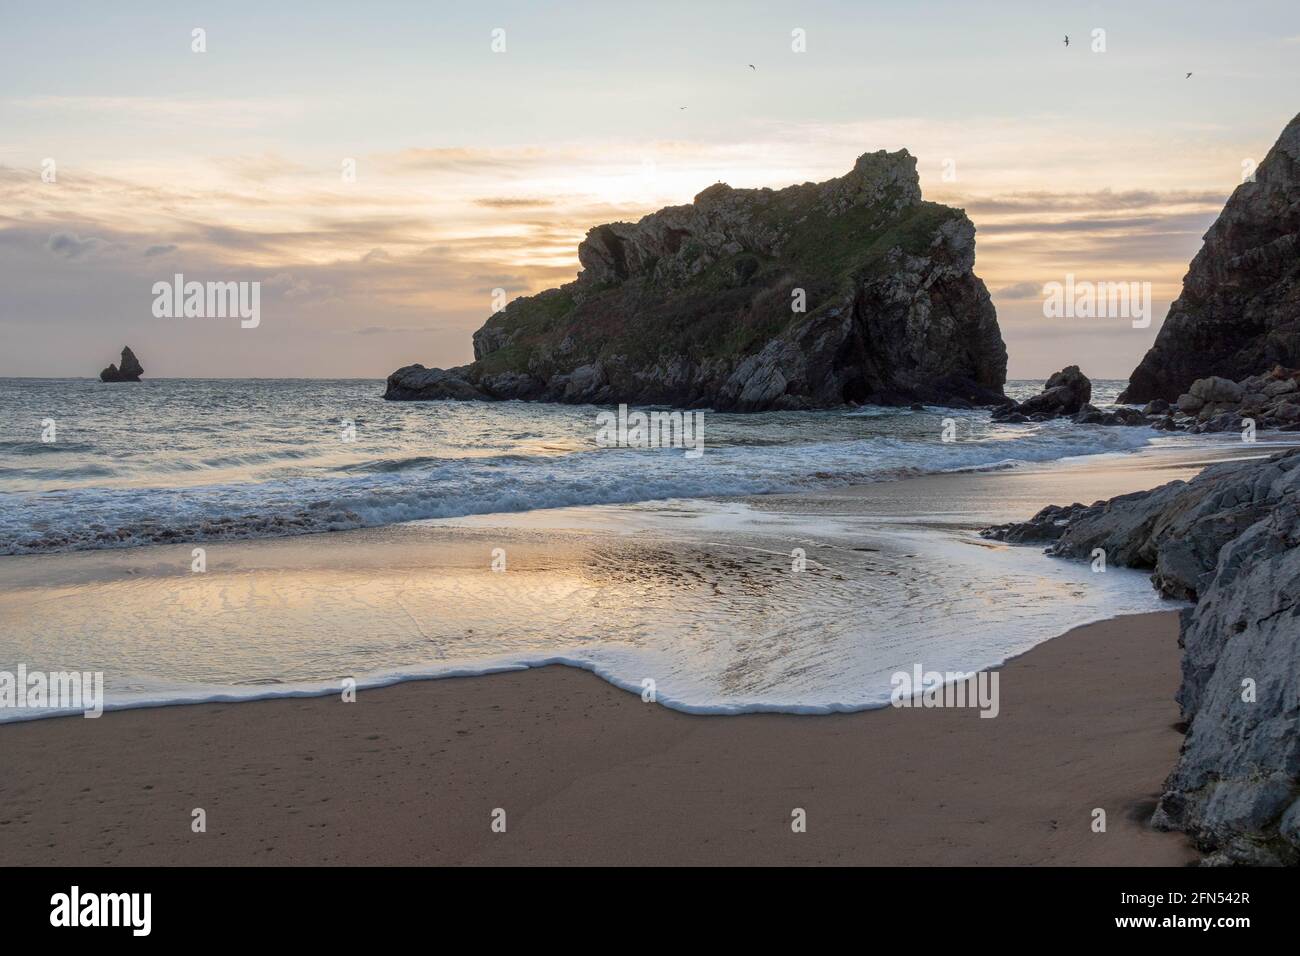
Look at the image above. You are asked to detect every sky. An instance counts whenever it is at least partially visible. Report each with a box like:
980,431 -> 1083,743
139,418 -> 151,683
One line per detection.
2,0 -> 1298,380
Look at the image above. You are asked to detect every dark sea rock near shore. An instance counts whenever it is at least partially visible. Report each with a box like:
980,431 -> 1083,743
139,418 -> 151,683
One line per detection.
993,365 -> 1090,422
99,346 -> 144,382
1119,112 -> 1300,404
386,150 -> 1008,410
983,447 -> 1300,865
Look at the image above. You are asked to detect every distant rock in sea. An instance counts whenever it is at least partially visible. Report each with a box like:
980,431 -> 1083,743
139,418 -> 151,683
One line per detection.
100,346 -> 144,382
385,149 -> 1008,410
1119,112 -> 1300,403
983,448 -> 1300,865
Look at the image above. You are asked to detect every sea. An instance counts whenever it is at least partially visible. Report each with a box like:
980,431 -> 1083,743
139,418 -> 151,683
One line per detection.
0,377 -> 1258,720
0,377 -> 1148,555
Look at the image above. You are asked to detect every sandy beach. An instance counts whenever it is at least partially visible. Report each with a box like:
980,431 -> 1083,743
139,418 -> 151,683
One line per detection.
1,609 -> 1194,866
7,443 -> 1290,866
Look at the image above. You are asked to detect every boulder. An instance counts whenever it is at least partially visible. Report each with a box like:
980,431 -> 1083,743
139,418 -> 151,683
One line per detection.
994,365 -> 1092,421
1189,375 -> 1244,405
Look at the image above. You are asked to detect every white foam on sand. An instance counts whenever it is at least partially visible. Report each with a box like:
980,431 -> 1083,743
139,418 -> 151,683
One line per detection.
0,496 -> 1179,721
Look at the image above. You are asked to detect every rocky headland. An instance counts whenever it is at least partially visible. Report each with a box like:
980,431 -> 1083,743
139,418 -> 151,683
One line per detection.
386,150 -> 1008,410
99,346 -> 144,382
1119,112 -> 1300,404
983,447 -> 1300,865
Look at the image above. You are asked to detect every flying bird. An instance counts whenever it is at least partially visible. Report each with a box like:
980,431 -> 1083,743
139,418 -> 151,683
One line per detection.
1186,72 -> 1193,78
748,64 -> 756,70
1064,35 -> 1069,46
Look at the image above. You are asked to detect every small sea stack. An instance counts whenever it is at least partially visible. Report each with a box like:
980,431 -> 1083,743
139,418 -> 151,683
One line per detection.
100,346 -> 144,382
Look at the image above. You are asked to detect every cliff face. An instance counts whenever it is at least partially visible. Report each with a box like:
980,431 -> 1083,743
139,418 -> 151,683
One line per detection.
983,448 -> 1300,865
1120,113 -> 1300,404
386,150 -> 1007,410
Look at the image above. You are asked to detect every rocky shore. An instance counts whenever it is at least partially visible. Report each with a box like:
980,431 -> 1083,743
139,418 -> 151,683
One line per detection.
996,365 -> 1300,434
386,150 -> 1008,410
983,447 -> 1300,865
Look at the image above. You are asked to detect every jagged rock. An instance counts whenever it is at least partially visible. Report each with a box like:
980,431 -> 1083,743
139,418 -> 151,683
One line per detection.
979,501 -> 1099,544
982,448 -> 1300,864
1157,367 -> 1300,435
386,150 -> 1008,410
99,346 -> 143,382
382,365 -> 485,401
993,365 -> 1093,422
1120,112 -> 1300,403
1143,398 -> 1171,416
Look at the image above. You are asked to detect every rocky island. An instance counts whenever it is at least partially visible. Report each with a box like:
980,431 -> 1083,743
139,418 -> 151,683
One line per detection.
99,346 -> 144,382
386,150 -> 1008,410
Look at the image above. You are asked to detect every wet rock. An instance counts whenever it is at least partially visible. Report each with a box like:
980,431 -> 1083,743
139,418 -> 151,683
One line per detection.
993,365 -> 1091,421
982,448 -> 1300,864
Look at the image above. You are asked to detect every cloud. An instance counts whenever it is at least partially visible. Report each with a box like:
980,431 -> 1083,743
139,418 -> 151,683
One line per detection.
142,243 -> 178,257
7,95 -> 301,130
474,197 -> 556,208
962,189 -> 1226,215
265,272 -> 334,299
352,324 -> 440,336
46,232 -> 107,258
993,281 -> 1043,300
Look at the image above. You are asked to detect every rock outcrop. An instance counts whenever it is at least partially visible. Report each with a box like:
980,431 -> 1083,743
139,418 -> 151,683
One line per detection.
983,448 -> 1300,864
386,150 -> 1008,410
1119,112 -> 1300,403
993,366 -> 1091,421
1172,365 -> 1300,434
992,366 -> 1152,426
99,346 -> 144,382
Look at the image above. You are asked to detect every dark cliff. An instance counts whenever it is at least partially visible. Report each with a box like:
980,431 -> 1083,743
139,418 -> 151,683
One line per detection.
1120,113 -> 1300,404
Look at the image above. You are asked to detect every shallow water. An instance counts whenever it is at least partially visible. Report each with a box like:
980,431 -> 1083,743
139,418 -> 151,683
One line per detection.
3,378 -> 1282,720
0,497 -> 1176,720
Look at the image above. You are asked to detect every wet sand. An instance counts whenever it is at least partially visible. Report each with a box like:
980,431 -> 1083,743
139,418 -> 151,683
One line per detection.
1,611 -> 1194,865
5,442 -> 1274,865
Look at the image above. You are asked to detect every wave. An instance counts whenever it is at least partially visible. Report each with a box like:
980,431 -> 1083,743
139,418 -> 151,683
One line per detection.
0,421 -> 1155,554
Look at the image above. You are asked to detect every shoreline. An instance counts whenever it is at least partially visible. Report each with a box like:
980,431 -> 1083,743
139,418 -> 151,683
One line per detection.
0,442 -> 1259,865
3,438 -> 1276,723
0,610 -> 1196,866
